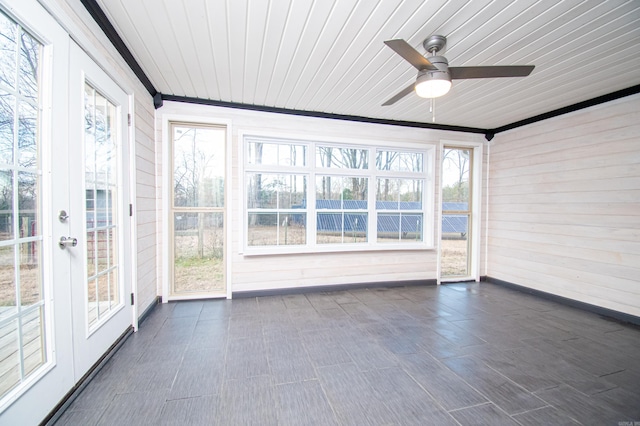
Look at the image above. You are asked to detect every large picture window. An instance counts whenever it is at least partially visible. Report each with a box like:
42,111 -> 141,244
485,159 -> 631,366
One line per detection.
243,136 -> 433,254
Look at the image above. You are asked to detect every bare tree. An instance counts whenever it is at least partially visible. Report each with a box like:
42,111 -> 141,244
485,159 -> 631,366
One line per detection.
442,148 -> 470,203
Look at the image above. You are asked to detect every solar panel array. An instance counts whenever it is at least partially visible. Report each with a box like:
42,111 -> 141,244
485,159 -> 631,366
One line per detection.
290,200 -> 468,234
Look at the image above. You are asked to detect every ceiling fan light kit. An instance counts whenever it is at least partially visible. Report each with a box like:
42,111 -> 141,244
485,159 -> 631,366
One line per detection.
414,57 -> 451,98
383,35 -> 535,106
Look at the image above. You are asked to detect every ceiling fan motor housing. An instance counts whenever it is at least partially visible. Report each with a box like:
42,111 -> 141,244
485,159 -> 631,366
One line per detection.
423,34 -> 447,54
418,56 -> 450,77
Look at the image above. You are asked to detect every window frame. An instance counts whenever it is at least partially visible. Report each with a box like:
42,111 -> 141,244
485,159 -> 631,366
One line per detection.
240,132 -> 435,255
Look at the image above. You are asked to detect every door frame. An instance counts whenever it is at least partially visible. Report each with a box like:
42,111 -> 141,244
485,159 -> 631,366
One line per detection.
161,114 -> 233,302
438,140 -> 483,283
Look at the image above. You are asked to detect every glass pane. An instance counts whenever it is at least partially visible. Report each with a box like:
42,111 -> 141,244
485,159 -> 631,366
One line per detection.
109,269 -> 119,308
84,83 -> 120,330
22,307 -> 45,377
0,245 -> 16,320
247,141 -> 306,167
343,177 -> 367,209
0,320 -> 20,396
87,278 -> 97,329
173,125 -> 225,208
247,173 -> 305,209
97,229 -> 109,270
18,171 -> 37,237
315,176 -> 341,209
247,213 -> 277,246
278,213 -> 306,245
96,272 -> 109,319
316,176 -> 367,210
376,150 -> 423,172
0,170 -> 13,240
399,152 -> 423,172
316,213 -> 341,244
247,173 -> 276,209
376,179 -> 422,210
248,142 -> 277,165
19,241 -> 40,305
86,230 -> 97,278
316,146 -> 368,169
18,100 -> 37,168
0,14 -> 16,89
442,148 -> 471,206
377,213 -> 399,243
18,29 -> 39,102
280,144 -> 306,167
316,212 -> 367,244
400,214 -> 423,242
344,213 -> 367,243
0,92 -> 15,165
173,212 -> 225,293
441,214 -> 469,276
277,175 -> 306,209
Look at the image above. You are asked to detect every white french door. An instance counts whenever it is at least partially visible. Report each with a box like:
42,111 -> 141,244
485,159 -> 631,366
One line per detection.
0,1 -> 73,423
0,1 -> 133,423
68,42 -> 133,378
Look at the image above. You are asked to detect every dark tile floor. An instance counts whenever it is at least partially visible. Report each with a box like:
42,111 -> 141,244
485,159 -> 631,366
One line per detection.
55,283 -> 640,425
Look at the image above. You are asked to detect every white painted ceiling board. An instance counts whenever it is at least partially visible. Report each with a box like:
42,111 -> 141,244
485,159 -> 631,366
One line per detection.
94,0 -> 640,129
183,0 -> 222,99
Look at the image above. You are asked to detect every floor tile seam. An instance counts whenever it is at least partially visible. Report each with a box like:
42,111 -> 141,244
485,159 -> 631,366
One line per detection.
446,401 -> 496,413
533,383 -> 637,420
509,403 -> 561,418
525,389 -> 607,424
395,364 -> 464,418
436,355 -> 545,415
279,378 -> 341,425
463,353 -> 556,402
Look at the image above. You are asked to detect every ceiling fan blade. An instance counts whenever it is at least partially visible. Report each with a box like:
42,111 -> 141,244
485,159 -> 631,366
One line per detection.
449,65 -> 535,79
384,39 -> 438,71
382,82 -> 415,106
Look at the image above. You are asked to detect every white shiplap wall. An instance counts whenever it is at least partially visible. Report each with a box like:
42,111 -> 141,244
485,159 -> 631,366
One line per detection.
50,0 -> 159,317
156,102 -> 484,294
487,93 -> 640,317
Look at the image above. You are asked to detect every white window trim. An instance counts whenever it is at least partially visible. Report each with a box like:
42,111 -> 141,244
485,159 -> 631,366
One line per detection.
161,114 -> 233,301
240,132 -> 435,256
438,140 -> 483,283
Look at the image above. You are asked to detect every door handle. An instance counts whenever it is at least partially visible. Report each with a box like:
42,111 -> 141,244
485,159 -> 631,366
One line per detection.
59,236 -> 78,249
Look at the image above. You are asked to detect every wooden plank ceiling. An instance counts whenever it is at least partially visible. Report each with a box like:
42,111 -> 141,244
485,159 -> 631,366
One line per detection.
95,0 -> 640,129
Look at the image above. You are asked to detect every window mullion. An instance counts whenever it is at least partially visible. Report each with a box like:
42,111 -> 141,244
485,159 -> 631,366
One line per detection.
309,168 -> 317,246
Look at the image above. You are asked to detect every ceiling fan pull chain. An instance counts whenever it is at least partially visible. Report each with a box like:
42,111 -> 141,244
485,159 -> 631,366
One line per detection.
431,98 -> 436,122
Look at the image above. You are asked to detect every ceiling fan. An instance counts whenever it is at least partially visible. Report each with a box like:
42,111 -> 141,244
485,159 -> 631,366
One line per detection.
382,35 -> 535,106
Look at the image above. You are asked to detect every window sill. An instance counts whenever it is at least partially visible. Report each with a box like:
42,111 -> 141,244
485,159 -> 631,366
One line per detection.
241,243 -> 435,256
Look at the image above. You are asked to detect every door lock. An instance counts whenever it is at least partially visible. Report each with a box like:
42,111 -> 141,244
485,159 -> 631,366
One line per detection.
58,210 -> 69,222
59,236 -> 78,249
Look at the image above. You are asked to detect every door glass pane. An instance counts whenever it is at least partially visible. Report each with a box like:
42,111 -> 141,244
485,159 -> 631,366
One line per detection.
173,212 -> 224,293
0,12 -> 46,400
441,148 -> 472,277
442,148 -> 470,205
84,82 -> 120,331
441,214 -> 469,276
173,126 -> 225,208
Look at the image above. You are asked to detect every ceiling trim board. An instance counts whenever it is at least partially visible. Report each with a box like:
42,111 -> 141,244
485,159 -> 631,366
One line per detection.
159,94 -> 488,134
80,0 -> 158,97
489,84 -> 640,136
